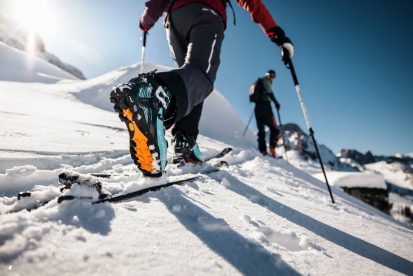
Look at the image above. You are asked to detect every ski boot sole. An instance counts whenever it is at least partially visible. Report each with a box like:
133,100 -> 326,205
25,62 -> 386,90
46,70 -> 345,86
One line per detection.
110,86 -> 162,177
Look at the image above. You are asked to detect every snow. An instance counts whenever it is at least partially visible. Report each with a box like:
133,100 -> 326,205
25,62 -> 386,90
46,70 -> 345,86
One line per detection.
366,161 -> 413,190
314,171 -> 387,189
1,47 -> 413,275
0,15 -> 85,79
0,42 -> 77,83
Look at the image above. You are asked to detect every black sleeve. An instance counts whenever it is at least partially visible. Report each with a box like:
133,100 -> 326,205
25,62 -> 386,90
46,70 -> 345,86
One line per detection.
269,91 -> 278,104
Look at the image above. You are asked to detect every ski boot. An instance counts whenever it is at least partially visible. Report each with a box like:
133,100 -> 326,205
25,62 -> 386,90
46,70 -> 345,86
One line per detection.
110,71 -> 173,177
269,147 -> 276,158
171,130 -> 203,165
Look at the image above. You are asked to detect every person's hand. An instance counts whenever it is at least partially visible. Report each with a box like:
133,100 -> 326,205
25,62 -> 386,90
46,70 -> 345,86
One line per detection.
275,101 -> 281,110
268,26 -> 294,64
139,21 -> 149,32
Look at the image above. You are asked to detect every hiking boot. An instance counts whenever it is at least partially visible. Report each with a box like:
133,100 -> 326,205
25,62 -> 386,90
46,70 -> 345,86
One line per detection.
171,130 -> 203,164
269,147 -> 276,158
110,71 -> 172,177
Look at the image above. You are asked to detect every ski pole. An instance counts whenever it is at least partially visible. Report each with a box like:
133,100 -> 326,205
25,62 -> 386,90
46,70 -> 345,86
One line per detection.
140,31 -> 148,74
282,49 -> 335,204
276,108 -> 289,162
242,109 -> 254,136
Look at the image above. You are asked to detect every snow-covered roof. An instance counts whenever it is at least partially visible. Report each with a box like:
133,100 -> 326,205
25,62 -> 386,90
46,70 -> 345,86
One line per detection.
314,171 -> 387,189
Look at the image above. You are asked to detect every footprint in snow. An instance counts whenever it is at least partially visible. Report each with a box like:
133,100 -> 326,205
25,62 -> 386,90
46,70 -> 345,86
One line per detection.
242,215 -> 324,252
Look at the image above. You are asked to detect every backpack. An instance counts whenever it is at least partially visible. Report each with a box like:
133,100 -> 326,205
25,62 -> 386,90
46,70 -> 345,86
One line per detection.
249,78 -> 264,103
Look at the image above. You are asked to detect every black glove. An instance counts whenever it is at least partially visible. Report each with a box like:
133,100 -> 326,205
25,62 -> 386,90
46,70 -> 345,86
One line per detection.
268,26 -> 294,64
275,101 -> 281,110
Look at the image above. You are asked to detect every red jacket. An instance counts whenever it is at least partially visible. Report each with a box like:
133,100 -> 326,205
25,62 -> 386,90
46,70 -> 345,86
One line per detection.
140,0 -> 278,37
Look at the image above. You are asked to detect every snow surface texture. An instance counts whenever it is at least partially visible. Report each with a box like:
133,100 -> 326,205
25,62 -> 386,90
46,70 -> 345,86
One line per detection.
1,46 -> 413,275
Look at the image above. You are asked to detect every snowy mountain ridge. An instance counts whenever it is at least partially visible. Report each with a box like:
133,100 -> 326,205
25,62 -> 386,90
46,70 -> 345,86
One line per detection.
1,44 -> 413,275
0,15 -> 85,80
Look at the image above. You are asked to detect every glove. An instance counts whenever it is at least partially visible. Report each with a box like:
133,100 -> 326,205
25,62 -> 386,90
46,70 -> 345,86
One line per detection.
275,101 -> 281,110
268,26 -> 294,64
139,21 -> 149,33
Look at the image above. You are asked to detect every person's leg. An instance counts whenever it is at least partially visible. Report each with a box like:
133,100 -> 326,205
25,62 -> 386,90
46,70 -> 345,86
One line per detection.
110,4 -> 225,175
256,112 -> 267,155
162,4 -> 225,162
266,114 -> 281,157
157,3 -> 225,122
171,103 -> 204,163
173,103 -> 203,139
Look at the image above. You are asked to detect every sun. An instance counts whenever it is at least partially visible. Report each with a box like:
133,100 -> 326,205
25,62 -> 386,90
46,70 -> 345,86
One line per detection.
11,0 -> 57,37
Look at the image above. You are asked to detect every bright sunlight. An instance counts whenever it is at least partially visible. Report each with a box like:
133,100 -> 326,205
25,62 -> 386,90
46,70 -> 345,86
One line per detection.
9,0 -> 58,55
11,0 -> 57,38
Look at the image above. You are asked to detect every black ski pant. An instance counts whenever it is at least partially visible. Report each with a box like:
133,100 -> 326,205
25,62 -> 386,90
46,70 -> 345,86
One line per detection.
255,104 -> 281,153
156,3 -> 225,140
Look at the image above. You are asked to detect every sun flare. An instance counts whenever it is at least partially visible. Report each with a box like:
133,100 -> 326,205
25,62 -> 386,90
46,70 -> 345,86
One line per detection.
11,0 -> 57,37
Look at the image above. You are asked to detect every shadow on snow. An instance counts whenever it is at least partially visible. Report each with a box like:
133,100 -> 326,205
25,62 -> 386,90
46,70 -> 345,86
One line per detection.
218,172 -> 413,275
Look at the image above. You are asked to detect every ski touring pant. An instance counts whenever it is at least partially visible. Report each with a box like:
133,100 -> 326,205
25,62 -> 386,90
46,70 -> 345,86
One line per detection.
255,104 -> 281,153
156,3 -> 225,139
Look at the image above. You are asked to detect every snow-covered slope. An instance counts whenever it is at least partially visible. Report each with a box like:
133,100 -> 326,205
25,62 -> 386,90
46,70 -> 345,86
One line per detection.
0,15 -> 85,79
1,50 -> 413,275
0,42 -> 78,83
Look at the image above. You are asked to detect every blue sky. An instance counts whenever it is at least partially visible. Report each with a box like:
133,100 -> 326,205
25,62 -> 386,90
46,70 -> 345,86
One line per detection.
4,0 -> 412,155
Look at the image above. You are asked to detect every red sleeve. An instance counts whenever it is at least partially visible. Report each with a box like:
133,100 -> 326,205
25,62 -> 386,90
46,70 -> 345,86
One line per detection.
236,0 -> 277,36
140,0 -> 169,31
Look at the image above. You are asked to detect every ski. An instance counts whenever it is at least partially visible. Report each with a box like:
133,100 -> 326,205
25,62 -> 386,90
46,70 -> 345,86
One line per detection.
7,147 -> 232,213
204,147 -> 232,162
6,188 -> 61,214
171,147 -> 232,166
5,173 -> 112,214
58,161 -> 228,204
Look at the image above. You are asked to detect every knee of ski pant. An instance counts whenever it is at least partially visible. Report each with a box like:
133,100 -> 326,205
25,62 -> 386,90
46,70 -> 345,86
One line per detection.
173,64 -> 214,117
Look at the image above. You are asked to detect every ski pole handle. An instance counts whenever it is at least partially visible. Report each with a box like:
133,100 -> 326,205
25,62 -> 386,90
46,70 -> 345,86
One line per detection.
281,46 -> 292,67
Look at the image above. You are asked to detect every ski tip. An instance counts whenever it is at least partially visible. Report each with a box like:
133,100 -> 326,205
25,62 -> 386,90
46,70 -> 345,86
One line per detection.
17,192 -> 32,200
91,173 -> 111,178
223,147 -> 232,153
57,195 -> 75,204
217,160 -> 229,168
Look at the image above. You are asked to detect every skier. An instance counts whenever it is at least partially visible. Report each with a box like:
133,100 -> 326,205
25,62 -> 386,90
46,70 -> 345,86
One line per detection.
251,69 -> 282,157
110,0 -> 294,177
